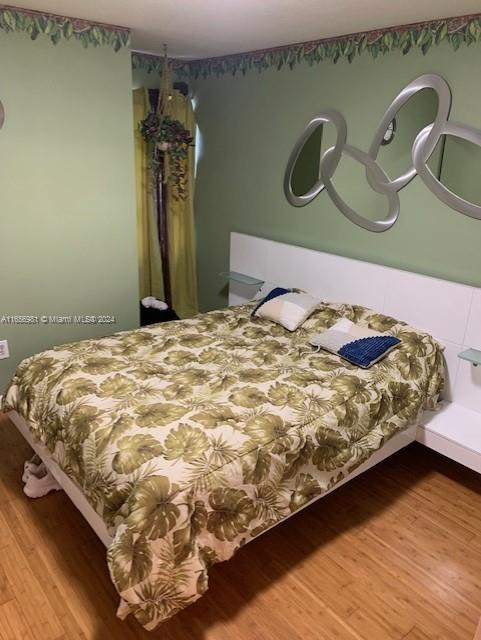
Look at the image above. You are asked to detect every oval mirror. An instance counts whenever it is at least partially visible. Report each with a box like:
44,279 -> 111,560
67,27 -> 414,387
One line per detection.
284,110 -> 347,207
413,122 -> 481,220
290,123 -> 323,198
368,74 -> 451,192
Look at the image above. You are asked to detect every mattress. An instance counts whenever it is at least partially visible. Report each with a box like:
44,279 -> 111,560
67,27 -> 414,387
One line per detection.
2,301 -> 444,629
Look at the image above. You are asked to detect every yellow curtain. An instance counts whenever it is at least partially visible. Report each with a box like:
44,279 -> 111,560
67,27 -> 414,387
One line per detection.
132,88 -> 164,300
166,91 -> 199,318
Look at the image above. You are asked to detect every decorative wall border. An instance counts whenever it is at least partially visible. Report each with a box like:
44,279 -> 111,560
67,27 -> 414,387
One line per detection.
0,4 -> 130,50
132,12 -> 481,79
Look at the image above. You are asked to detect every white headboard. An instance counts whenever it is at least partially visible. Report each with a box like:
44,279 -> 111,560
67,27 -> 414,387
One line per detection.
229,232 -> 481,412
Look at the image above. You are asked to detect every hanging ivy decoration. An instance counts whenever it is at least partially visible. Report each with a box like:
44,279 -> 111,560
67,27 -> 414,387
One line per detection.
140,113 -> 193,200
0,4 -> 130,50
132,13 -> 481,79
140,47 -> 194,201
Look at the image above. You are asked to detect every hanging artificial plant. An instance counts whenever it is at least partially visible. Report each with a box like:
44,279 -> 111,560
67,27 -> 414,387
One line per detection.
140,113 -> 193,200
140,47 -> 193,200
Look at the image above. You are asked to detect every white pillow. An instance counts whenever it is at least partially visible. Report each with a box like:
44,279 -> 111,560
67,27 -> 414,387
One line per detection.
253,291 -> 321,331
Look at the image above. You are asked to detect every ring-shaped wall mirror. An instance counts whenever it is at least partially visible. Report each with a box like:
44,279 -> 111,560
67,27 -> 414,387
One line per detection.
284,109 -> 347,207
368,74 -> 452,192
283,72 -> 481,232
321,144 -> 400,232
413,122 -> 481,220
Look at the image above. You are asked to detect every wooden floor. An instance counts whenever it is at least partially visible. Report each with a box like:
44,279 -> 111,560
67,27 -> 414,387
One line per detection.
1,414 -> 481,640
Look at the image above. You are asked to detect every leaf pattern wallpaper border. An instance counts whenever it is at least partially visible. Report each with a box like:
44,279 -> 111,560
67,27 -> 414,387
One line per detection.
132,12 -> 481,78
0,4 -> 130,50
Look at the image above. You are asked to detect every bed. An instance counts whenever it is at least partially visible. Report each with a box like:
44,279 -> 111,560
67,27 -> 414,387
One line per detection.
2,297 -> 443,630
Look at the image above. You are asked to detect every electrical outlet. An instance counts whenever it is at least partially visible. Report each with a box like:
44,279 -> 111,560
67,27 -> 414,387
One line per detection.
0,340 -> 10,360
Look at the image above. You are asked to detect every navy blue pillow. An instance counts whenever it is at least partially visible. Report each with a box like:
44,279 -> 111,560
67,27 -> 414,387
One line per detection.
338,335 -> 401,368
251,287 -> 290,317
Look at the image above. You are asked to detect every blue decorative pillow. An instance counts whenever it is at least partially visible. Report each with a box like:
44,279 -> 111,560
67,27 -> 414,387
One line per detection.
309,319 -> 400,368
338,335 -> 401,368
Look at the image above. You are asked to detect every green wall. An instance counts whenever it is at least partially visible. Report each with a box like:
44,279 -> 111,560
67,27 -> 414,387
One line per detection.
190,42 -> 481,311
0,32 -> 139,392
132,66 -> 163,90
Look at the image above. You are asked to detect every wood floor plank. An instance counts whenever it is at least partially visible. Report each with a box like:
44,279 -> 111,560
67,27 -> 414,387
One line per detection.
402,626 -> 433,640
1,413 -> 481,639
378,466 -> 481,537
357,470 -> 479,545
0,541 -> 65,640
0,511 -> 14,550
319,475 -> 481,604
309,482 -> 480,636
356,529 -> 479,631
0,599 -> 36,640
475,618 -> 481,640
0,562 -> 14,607
321,529 -> 472,640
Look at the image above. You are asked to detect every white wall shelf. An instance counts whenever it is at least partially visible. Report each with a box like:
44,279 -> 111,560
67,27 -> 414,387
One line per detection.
458,348 -> 481,367
219,271 -> 264,286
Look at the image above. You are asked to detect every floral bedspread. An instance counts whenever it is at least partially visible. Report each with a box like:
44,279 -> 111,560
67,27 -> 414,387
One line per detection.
3,302 -> 443,629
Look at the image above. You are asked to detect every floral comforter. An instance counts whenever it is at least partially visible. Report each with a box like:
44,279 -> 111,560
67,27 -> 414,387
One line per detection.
3,302 -> 443,629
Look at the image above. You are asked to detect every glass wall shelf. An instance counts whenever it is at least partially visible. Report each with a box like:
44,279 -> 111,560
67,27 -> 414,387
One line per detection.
219,271 -> 264,286
458,348 -> 481,367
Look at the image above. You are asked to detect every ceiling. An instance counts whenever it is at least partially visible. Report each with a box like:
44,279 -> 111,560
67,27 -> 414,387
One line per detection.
10,0 -> 481,59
